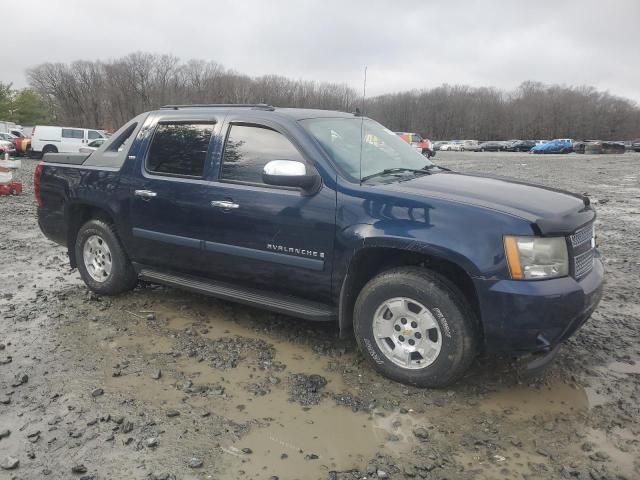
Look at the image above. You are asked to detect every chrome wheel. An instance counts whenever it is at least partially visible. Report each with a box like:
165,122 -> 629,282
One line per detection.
372,297 -> 443,370
82,234 -> 113,282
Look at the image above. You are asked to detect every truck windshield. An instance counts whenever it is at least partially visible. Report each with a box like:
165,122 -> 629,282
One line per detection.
301,117 -> 434,182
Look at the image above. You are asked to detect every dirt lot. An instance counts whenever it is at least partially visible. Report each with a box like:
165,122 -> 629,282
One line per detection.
1,152 -> 639,480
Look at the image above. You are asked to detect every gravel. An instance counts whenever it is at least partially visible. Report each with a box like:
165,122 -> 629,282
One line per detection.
1,153 -> 638,479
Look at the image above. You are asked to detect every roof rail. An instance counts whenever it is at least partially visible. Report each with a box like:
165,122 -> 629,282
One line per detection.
159,103 -> 275,111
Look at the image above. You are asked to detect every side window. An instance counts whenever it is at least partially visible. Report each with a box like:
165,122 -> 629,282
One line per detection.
145,123 -> 214,177
63,129 -> 84,139
88,130 -> 102,140
220,124 -> 303,184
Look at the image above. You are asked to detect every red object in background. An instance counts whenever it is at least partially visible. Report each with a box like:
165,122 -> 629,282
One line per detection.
0,181 -> 22,195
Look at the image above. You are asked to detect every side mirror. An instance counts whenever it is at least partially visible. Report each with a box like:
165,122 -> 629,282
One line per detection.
262,160 -> 320,192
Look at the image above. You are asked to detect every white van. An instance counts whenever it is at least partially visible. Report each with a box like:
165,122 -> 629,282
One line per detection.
30,126 -> 105,156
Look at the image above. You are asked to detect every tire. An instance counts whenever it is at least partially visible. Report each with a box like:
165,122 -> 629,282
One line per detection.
75,219 -> 138,295
42,145 -> 58,155
353,267 -> 478,387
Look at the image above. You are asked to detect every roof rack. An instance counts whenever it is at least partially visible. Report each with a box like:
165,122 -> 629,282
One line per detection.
160,103 -> 275,111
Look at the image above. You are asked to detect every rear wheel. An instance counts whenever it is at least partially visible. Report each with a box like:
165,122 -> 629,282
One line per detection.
41,145 -> 58,158
353,267 -> 478,387
75,219 -> 137,295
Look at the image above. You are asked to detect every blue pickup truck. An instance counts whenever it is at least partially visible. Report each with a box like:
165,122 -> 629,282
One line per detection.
35,104 -> 604,387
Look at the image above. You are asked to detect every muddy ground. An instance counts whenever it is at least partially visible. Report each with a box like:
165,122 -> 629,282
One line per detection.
0,152 -> 639,480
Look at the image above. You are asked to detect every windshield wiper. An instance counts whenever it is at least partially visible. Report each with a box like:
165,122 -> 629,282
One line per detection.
361,168 -> 430,182
423,163 -> 451,172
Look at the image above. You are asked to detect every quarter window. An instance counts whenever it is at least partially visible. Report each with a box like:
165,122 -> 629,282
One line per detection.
220,124 -> 303,184
146,123 -> 214,177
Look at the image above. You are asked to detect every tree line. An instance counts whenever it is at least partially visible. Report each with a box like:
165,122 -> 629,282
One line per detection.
21,52 -> 640,140
0,83 -> 51,125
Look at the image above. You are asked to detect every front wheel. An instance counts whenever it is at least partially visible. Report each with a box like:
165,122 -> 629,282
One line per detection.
75,219 -> 138,295
354,267 -> 478,387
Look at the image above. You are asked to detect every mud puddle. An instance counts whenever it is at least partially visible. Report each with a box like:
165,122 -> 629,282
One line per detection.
479,382 -> 590,418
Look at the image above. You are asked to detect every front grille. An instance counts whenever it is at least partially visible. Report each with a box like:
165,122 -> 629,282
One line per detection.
570,223 -> 594,248
574,248 -> 594,279
570,223 -> 595,279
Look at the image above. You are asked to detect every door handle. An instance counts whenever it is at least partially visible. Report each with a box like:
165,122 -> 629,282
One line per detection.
134,189 -> 157,199
210,200 -> 239,210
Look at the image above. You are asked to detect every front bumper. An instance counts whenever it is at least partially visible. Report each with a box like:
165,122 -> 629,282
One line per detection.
475,253 -> 604,353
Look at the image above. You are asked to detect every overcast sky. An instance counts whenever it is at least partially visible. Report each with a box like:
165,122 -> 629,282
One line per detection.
5,0 -> 639,102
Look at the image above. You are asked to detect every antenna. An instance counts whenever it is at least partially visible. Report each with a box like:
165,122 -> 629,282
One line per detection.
359,66 -> 368,185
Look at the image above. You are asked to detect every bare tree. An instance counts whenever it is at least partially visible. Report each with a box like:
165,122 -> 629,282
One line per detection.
27,53 -> 640,139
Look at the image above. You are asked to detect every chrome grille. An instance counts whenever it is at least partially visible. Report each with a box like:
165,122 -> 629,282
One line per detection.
570,223 -> 595,279
570,223 -> 594,248
574,248 -> 594,279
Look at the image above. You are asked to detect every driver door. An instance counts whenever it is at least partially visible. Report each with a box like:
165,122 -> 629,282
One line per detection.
199,119 -> 336,303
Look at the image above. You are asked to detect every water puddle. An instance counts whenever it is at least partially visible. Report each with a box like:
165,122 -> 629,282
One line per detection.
480,382 -> 589,418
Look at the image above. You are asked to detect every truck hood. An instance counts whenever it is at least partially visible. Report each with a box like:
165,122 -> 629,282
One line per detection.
376,171 -> 594,235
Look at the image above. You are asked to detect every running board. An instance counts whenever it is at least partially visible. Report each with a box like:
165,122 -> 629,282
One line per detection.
137,267 -> 336,322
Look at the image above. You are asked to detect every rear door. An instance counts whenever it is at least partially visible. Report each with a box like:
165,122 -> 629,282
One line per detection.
199,117 -> 336,302
128,118 -> 220,274
60,128 -> 85,152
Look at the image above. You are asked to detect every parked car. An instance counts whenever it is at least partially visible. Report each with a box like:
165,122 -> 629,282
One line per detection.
0,139 -> 16,155
600,142 -> 626,154
30,125 -> 105,157
79,138 -> 107,153
432,141 -> 449,151
0,132 -> 17,147
504,140 -> 536,152
395,132 -> 435,158
0,121 -> 23,137
440,141 -> 464,151
530,139 -> 573,154
36,104 -> 604,387
478,141 -> 505,152
459,140 -> 481,151
630,139 -> 640,152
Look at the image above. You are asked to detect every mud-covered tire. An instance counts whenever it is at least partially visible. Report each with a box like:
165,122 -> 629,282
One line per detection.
75,219 -> 138,295
353,267 -> 478,387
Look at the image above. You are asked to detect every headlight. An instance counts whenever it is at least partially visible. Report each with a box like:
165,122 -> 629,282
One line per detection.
504,236 -> 569,280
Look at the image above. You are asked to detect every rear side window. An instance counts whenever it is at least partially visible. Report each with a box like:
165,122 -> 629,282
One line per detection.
220,124 -> 302,184
146,123 -> 214,177
62,128 -> 84,139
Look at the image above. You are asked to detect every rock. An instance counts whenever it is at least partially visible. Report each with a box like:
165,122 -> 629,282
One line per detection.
188,457 -> 203,468
589,451 -> 611,462
377,469 -> 389,478
241,448 -> 252,454
305,453 -> 319,460
11,373 -> 28,387
151,369 -> 162,380
71,464 -> 88,473
0,429 -> 10,440
581,441 -> 595,452
166,409 -> 180,418
91,388 -> 104,397
412,427 -> 429,441
403,465 -> 417,477
122,421 -> 134,434
287,374 -> 327,406
145,437 -> 159,448
1,456 -> 19,470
